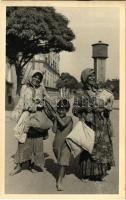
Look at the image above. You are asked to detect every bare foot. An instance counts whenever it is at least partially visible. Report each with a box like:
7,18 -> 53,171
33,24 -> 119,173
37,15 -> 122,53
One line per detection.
9,166 -> 22,176
95,176 -> 106,182
100,177 -> 106,182
31,168 -> 39,173
31,165 -> 44,173
56,183 -> 63,191
81,178 -> 89,182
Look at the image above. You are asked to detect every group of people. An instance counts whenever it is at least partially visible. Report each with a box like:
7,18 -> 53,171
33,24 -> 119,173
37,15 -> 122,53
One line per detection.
10,68 -> 115,191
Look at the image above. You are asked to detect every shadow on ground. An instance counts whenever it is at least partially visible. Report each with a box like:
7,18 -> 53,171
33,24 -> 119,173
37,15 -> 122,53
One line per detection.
45,155 -> 82,182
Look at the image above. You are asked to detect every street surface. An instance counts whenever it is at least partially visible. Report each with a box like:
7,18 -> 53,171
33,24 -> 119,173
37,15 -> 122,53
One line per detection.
5,101 -> 119,194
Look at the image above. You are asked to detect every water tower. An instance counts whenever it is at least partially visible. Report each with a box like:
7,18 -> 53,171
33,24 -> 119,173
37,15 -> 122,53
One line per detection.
92,41 -> 109,83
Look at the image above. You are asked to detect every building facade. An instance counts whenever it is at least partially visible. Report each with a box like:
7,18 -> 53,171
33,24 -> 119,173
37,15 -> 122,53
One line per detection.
22,52 -> 60,88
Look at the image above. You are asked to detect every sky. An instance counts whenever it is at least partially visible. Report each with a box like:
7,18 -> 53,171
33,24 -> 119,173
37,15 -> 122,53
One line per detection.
56,7 -> 120,81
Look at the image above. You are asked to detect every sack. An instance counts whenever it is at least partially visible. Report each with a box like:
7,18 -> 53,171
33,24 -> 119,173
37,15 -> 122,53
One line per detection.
29,110 -> 52,131
66,120 -> 95,157
14,111 -> 29,143
12,98 -> 24,122
15,132 -> 27,144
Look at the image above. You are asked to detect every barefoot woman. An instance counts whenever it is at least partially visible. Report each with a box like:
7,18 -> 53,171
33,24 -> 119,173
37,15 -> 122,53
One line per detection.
73,68 -> 115,181
10,69 -> 51,175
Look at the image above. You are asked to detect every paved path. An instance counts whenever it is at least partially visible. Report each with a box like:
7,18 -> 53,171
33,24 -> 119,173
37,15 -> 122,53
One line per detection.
5,101 -> 119,194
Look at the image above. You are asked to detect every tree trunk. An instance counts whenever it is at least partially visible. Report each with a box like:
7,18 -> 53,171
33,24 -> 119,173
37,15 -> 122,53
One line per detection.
16,74 -> 22,95
13,55 -> 34,95
15,64 -> 23,95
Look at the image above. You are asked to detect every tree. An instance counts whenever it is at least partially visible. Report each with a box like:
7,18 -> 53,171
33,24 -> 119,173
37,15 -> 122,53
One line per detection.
98,79 -> 119,100
56,72 -> 78,98
105,79 -> 119,99
6,7 -> 75,93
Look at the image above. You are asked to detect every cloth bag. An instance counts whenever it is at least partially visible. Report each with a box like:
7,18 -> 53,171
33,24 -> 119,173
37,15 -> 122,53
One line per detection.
29,110 -> 53,130
66,120 -> 95,158
12,98 -> 24,122
14,111 -> 28,143
14,110 -> 52,144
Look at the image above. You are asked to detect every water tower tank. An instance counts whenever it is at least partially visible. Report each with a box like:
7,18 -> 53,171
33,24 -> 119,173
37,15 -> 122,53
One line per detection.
92,41 -> 108,59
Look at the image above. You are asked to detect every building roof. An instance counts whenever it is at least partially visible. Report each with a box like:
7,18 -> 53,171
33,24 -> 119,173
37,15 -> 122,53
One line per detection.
92,41 -> 109,46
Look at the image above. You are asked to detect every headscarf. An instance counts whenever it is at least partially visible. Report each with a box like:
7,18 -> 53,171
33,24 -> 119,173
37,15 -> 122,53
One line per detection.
81,68 -> 94,85
27,69 -> 44,88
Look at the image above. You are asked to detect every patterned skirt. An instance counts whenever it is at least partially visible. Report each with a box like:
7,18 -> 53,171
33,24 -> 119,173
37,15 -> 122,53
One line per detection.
79,120 -> 115,180
13,127 -> 47,168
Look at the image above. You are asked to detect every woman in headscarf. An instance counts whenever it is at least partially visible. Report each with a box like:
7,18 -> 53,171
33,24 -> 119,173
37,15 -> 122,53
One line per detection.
10,69 -> 52,175
72,68 -> 115,181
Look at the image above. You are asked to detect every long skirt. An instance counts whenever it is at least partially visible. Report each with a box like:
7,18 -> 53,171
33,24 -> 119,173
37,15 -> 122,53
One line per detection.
13,127 -> 46,168
79,120 -> 115,180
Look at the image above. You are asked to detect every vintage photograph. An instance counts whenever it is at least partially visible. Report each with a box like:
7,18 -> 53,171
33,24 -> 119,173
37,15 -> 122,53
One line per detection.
2,2 -> 125,197
2,0 -> 125,2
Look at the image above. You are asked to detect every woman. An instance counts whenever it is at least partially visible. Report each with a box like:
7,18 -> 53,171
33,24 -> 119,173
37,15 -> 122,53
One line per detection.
72,68 -> 115,181
10,69 -> 51,175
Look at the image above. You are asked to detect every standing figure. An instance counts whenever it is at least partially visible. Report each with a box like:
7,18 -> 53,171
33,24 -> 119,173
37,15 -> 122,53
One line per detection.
52,99 -> 73,191
72,68 -> 115,181
10,69 -> 52,175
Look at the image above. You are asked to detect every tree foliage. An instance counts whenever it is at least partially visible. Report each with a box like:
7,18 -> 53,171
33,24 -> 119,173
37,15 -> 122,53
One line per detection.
97,79 -> 119,100
6,7 -> 75,93
105,79 -> 119,99
56,72 -> 78,90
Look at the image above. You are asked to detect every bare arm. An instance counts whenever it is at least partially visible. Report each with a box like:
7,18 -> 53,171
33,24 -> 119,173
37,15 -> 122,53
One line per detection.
60,118 -> 73,136
52,118 -> 57,133
52,116 -> 73,135
55,114 -> 72,128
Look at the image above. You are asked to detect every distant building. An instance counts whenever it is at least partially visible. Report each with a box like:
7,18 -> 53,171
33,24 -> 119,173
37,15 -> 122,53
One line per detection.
6,52 -> 60,110
92,41 -> 109,83
22,52 -> 60,88
6,62 -> 17,110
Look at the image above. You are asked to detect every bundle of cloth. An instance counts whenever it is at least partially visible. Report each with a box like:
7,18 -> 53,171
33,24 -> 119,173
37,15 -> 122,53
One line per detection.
12,69 -> 53,143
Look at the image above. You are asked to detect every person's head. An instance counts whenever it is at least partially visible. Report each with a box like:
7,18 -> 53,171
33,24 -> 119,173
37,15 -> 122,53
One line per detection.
29,70 -> 44,87
81,68 -> 95,88
57,99 -> 70,118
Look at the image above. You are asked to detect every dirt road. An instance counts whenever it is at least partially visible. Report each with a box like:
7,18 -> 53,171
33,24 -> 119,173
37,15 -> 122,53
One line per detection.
5,101 -> 119,194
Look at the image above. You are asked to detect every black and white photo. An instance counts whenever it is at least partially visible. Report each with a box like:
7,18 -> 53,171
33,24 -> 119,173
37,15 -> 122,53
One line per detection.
0,1 -> 125,199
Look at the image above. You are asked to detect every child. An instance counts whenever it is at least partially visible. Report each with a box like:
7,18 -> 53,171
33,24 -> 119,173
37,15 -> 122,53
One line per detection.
52,99 -> 73,191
